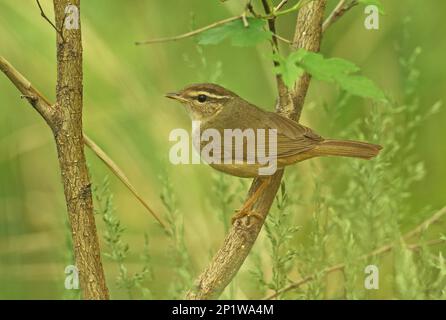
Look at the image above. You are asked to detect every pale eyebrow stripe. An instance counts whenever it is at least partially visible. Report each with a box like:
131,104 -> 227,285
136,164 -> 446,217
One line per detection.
195,91 -> 230,99
186,91 -> 231,100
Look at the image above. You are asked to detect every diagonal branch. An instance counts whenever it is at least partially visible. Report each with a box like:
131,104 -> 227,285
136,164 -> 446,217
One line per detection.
185,0 -> 327,300
0,55 -> 167,231
402,206 -> 446,240
322,0 -> 358,32
83,135 -> 168,230
265,206 -> 446,299
0,56 -> 55,127
275,0 -> 289,11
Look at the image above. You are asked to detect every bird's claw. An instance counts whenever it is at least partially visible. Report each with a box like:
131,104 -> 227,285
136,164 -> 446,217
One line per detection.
231,210 -> 263,225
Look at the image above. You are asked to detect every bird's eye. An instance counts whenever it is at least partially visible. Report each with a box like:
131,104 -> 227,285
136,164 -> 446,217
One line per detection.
197,94 -> 207,103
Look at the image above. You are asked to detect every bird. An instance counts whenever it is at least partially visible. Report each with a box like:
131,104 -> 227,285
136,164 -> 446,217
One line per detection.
166,83 -> 382,223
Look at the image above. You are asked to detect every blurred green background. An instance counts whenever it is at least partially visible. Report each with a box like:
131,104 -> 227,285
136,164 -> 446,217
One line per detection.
0,0 -> 445,299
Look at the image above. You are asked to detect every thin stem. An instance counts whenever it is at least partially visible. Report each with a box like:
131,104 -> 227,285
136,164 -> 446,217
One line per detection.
275,0 -> 289,11
135,16 -> 241,45
322,0 -> 358,32
36,0 -> 65,41
272,32 -> 292,44
273,0 -> 314,17
84,135 -> 168,231
403,206 -> 446,239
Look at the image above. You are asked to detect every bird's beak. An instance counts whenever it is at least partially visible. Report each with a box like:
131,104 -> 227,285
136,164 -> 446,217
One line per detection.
165,92 -> 187,102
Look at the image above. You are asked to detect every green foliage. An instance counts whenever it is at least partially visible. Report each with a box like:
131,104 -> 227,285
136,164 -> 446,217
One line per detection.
293,172 -> 333,299
248,38 -> 445,299
1,0 -> 445,300
93,176 -> 154,299
248,174 -> 302,299
394,242 -> 424,299
273,49 -> 387,101
197,18 -> 272,47
160,173 -> 194,299
263,180 -> 300,296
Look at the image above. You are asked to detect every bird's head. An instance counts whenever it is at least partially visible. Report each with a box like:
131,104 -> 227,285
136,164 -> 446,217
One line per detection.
165,83 -> 237,121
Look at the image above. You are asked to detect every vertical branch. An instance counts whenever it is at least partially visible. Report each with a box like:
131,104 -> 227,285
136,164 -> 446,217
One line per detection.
292,0 -> 327,119
185,0 -> 327,300
53,0 -> 109,299
261,0 -> 292,111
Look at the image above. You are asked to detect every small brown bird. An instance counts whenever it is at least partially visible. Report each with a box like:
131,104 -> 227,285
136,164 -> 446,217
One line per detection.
166,83 -> 382,222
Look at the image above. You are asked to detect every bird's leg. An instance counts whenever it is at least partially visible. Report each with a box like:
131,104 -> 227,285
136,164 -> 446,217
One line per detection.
231,177 -> 271,224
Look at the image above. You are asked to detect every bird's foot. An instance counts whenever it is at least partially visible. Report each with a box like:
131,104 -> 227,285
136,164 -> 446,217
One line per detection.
230,177 -> 272,225
231,209 -> 263,225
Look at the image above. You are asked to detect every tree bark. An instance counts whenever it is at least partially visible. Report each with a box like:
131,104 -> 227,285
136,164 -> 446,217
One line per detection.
186,0 -> 327,300
292,0 -> 327,119
52,0 -> 108,299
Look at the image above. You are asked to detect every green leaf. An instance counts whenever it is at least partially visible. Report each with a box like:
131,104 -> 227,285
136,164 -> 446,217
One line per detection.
358,0 -> 385,14
273,51 -> 305,88
197,24 -> 230,45
197,18 -> 272,47
337,74 -> 387,101
273,49 -> 387,102
299,51 -> 360,82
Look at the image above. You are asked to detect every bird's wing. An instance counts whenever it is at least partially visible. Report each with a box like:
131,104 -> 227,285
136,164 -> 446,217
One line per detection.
199,104 -> 323,163
265,112 -> 324,158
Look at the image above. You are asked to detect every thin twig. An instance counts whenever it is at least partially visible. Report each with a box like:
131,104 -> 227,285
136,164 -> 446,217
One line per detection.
275,0 -> 289,11
36,0 -> 65,41
272,32 -> 292,44
0,56 -> 54,124
403,206 -> 446,239
265,206 -> 446,299
83,135 -> 168,231
322,0 -> 358,32
136,1 -> 310,46
261,0 -> 292,108
135,16 -> 242,45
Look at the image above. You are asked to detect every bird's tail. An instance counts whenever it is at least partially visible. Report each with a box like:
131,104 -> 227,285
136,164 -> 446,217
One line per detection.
313,139 -> 382,160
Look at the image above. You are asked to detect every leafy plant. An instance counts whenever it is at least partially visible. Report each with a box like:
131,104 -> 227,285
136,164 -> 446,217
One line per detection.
197,18 -> 272,47
93,176 -> 153,299
264,180 -> 301,296
160,173 -> 194,299
247,29 -> 444,299
273,49 -> 387,101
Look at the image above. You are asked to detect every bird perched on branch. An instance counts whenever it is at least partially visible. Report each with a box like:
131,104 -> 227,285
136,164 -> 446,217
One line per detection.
166,83 -> 382,223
